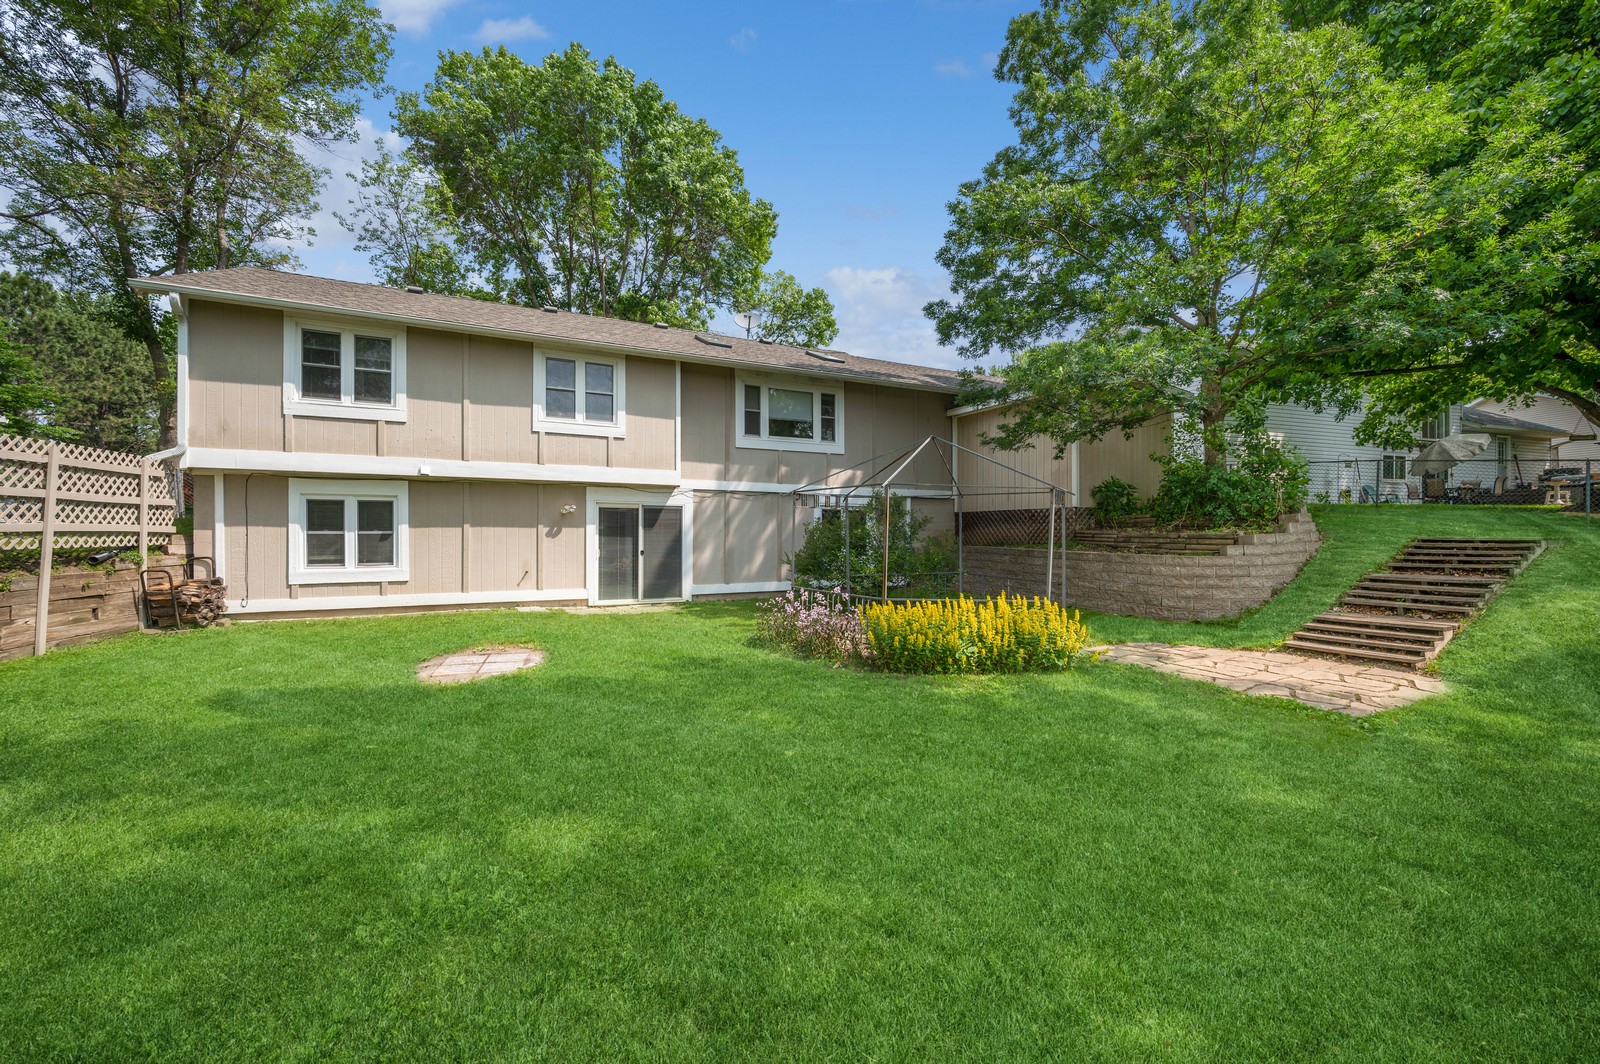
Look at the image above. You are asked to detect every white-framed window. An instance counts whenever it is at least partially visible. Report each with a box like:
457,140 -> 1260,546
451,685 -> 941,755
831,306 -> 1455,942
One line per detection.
282,317 -> 407,422
735,374 -> 843,454
1381,454 -> 1408,480
534,352 -> 625,436
288,479 -> 409,585
1418,410 -> 1450,441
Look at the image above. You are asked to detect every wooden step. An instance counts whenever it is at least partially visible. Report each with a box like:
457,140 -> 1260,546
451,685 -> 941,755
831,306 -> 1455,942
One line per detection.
1282,637 -> 1431,665
1360,572 -> 1501,587
1338,594 -> 1478,614
1307,612 -> 1458,633
1352,577 -> 1495,595
1347,582 -> 1490,601
1295,626 -> 1441,650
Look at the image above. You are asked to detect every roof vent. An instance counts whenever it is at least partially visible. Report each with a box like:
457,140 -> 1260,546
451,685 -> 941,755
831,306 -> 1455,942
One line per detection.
807,349 -> 847,364
541,305 -> 559,313
405,285 -> 425,294
654,321 -> 670,329
757,338 -> 775,345
695,333 -> 733,349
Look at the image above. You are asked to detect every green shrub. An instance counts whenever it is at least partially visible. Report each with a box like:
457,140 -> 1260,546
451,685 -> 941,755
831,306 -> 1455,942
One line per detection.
1090,476 -> 1142,526
789,489 -> 954,594
1148,406 -> 1309,530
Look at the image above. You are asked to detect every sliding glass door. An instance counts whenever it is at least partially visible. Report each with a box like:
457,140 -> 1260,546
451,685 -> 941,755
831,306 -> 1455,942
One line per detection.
597,504 -> 683,602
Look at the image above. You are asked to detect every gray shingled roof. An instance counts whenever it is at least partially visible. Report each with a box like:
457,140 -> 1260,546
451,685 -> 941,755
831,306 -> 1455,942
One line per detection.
1461,406 -> 1564,436
134,266 -> 965,393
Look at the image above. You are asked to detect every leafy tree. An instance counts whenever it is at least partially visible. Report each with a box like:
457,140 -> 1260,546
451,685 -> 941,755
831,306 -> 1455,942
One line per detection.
396,43 -> 778,328
0,0 -> 392,448
0,322 -> 70,441
333,143 -> 481,297
926,0 -> 1575,465
1290,0 -> 1600,435
0,272 -> 160,452
746,271 -> 838,347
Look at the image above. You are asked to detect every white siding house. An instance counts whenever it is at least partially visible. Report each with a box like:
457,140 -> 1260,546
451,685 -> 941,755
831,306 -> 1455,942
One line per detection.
1470,394 -> 1600,464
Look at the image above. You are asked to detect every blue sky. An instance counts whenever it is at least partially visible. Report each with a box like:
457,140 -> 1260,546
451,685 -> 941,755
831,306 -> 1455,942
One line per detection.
301,1 -> 1024,368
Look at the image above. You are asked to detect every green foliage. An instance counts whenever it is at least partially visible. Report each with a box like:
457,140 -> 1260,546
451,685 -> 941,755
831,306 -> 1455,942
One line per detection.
746,271 -> 838,348
1089,477 -> 1142,527
0,272 -> 159,451
789,490 -> 954,594
396,43 -> 778,327
1148,407 -> 1309,530
932,0 -> 1579,465
0,0 -> 393,446
334,144 -> 481,298
0,320 -> 69,440
1289,0 -> 1600,436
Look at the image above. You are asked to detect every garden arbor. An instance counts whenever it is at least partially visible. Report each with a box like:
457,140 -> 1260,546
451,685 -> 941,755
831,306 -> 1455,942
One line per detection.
791,434 -> 1072,603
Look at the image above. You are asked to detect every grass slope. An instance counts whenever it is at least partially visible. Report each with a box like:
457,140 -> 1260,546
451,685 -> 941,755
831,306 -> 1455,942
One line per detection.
1,508 -> 1596,1060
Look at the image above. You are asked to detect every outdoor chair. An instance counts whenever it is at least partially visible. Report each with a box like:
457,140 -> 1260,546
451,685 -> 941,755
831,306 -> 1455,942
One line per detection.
1491,476 -> 1508,496
1406,483 -> 1421,501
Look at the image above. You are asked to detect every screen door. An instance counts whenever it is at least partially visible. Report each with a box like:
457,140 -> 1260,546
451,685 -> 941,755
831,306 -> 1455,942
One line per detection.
598,504 -> 682,601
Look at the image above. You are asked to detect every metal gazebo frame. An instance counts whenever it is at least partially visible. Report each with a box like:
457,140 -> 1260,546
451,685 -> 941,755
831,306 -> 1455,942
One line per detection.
791,434 -> 1074,604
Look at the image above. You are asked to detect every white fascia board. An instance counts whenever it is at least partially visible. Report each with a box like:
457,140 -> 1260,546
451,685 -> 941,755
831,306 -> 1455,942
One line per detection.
677,479 -> 957,498
135,280 -> 961,396
185,447 -> 680,487
690,581 -> 790,596
227,588 -> 588,615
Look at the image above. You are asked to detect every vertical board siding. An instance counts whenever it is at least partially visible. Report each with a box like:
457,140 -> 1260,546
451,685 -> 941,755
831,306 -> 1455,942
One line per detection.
610,356 -> 678,470
466,335 -> 539,464
387,328 -> 464,460
189,302 -> 285,450
953,406 -> 1167,511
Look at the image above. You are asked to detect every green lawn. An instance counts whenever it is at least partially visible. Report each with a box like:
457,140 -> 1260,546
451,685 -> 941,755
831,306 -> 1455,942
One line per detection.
1,507 -> 1596,1060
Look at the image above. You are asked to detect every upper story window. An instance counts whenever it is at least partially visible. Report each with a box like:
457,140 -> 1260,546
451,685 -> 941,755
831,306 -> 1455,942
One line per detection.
534,352 -> 625,437
282,317 -> 407,422
1418,410 -> 1450,441
736,375 -> 843,454
288,479 -> 409,585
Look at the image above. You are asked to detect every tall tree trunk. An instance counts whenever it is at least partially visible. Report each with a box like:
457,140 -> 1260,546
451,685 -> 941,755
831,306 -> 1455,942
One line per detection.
1198,376 -> 1227,467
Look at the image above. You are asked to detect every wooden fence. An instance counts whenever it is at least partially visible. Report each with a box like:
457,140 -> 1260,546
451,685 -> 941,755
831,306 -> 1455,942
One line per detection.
0,434 -> 177,656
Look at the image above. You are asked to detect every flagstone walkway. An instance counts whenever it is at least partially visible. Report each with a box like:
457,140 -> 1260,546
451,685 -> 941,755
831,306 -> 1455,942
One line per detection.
1096,642 -> 1446,716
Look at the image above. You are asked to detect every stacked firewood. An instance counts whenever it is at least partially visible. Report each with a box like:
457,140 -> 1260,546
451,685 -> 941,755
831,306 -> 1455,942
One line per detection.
173,578 -> 228,627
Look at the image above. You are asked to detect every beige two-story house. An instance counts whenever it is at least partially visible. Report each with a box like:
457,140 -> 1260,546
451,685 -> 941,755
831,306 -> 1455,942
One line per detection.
130,268 -> 982,616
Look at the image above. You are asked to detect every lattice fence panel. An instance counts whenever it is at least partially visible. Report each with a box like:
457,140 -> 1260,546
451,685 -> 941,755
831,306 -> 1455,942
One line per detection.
0,434 -> 177,553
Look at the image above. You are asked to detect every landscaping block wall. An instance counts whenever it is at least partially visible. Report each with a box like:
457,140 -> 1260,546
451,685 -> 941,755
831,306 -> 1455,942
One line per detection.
963,511 -> 1321,620
1,541 -> 191,662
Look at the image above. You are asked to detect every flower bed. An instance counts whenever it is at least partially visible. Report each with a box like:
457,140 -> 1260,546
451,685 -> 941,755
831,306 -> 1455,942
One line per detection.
754,588 -> 1092,674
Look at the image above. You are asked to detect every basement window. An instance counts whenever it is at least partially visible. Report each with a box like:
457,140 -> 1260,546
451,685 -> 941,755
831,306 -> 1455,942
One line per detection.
288,479 -> 409,585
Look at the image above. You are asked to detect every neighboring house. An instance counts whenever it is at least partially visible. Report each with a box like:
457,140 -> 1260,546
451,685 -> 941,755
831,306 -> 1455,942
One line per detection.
1262,400 -> 1566,500
1469,394 -> 1600,464
132,268 -> 1156,617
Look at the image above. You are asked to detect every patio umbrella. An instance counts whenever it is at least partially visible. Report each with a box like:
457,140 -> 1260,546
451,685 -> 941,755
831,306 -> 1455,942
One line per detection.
1409,433 -> 1491,477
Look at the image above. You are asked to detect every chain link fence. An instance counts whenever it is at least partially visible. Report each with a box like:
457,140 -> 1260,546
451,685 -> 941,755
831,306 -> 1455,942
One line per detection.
1302,456 -> 1596,515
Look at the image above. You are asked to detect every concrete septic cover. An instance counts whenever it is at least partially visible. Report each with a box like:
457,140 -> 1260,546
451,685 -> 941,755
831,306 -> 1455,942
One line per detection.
417,646 -> 545,684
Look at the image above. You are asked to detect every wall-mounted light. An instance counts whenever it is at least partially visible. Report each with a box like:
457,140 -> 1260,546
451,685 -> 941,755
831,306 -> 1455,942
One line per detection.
559,504 -> 577,515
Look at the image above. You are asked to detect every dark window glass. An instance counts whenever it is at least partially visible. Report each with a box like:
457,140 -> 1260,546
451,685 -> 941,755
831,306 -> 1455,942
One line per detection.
546,358 -> 577,419
305,498 -> 345,566
743,384 -> 762,436
768,387 -> 814,439
353,336 -> 392,404
356,499 -> 395,566
584,362 -> 614,422
301,330 -> 342,400
820,392 -> 837,443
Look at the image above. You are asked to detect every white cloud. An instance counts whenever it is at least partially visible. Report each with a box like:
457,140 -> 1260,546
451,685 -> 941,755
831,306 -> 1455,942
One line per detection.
475,16 -> 549,44
934,57 -> 971,78
380,0 -> 465,34
285,118 -> 403,280
728,27 -> 757,53
824,266 -> 962,369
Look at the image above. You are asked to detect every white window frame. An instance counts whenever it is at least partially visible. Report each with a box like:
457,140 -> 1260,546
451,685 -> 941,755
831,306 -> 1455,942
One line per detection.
533,351 -> 626,437
734,373 -> 844,455
288,478 -> 410,585
1380,454 -> 1409,481
282,316 -> 408,422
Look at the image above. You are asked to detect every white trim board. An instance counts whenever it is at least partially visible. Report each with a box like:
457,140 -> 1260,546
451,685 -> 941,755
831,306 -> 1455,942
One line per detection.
690,581 -> 789,596
226,587 -> 588,615
185,447 -> 680,487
